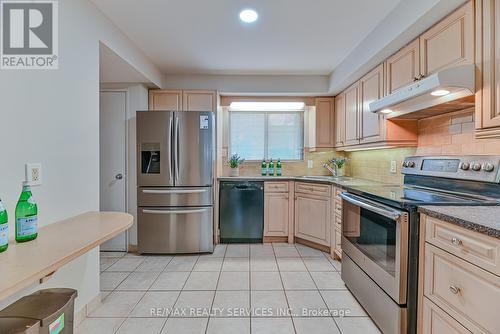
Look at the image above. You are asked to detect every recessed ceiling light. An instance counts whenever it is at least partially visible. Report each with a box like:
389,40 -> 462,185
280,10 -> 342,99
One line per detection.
430,89 -> 450,96
239,9 -> 258,23
380,108 -> 393,114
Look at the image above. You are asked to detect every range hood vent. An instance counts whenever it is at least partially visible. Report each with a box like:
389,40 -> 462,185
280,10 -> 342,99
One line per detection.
369,64 -> 475,119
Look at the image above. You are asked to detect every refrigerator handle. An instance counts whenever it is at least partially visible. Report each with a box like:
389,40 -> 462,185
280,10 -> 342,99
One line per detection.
175,116 -> 180,181
168,116 -> 173,182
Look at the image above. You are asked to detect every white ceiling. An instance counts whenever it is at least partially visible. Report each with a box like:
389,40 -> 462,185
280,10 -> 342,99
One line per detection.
91,0 -> 401,76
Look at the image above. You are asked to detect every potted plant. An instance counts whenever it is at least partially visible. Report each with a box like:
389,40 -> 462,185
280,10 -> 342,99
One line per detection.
329,157 -> 349,177
228,154 -> 244,177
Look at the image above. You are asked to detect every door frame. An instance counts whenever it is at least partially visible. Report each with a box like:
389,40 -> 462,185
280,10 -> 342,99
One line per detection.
99,89 -> 130,251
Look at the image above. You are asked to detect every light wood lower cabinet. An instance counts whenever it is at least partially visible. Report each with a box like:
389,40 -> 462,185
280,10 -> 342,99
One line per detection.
294,191 -> 331,247
264,181 -> 293,243
331,186 -> 343,259
419,214 -> 500,334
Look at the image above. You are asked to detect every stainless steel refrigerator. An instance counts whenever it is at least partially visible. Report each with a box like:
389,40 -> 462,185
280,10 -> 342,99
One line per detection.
136,110 -> 214,254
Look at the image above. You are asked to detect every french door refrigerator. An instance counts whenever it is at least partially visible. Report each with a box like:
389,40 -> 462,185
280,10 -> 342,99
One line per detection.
137,110 -> 214,254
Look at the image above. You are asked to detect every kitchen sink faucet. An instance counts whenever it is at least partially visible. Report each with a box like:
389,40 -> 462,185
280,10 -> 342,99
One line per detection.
322,159 -> 338,177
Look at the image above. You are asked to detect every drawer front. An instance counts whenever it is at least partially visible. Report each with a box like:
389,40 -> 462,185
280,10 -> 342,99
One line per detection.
424,244 -> 500,333
425,216 -> 500,276
334,214 -> 342,229
423,298 -> 472,334
295,182 -> 331,197
335,228 -> 342,251
334,200 -> 342,216
264,182 -> 289,193
334,187 -> 343,200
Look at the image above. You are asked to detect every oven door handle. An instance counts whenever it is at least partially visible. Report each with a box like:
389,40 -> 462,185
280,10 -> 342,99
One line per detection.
340,192 -> 402,221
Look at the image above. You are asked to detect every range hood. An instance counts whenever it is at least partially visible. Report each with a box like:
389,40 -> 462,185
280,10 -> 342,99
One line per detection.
369,64 -> 475,119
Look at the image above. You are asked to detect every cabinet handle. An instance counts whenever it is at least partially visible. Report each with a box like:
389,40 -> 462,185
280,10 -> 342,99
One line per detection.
449,285 -> 460,295
451,237 -> 462,246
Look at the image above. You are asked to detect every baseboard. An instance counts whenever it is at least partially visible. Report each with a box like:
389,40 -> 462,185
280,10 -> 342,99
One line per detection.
294,237 -> 330,253
74,292 -> 103,327
263,236 -> 289,243
128,244 -> 138,253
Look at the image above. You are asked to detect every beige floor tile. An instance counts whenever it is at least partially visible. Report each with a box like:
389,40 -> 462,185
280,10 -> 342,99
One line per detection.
211,244 -> 227,257
172,291 -> 215,317
130,291 -> 180,317
116,318 -> 166,334
164,256 -> 198,271
310,272 -> 346,290
211,290 -> 250,317
161,318 -> 208,334
135,256 -> 172,272
293,317 -> 340,334
250,244 -> 275,258
207,318 -> 250,334
226,244 -> 250,257
320,290 -> 367,316
251,271 -> 283,290
116,272 -> 160,291
251,291 -> 289,317
183,271 -> 219,290
107,257 -> 145,272
150,272 -> 189,290
100,272 -> 129,291
250,258 -> 279,271
274,246 -> 300,258
328,257 -> 342,271
222,258 -> 250,271
76,317 -> 124,334
100,257 -> 119,272
285,290 -> 328,317
192,257 -> 223,271
217,271 -> 249,290
277,258 -> 307,272
272,243 -> 294,247
280,272 -> 316,290
100,251 -> 126,258
296,245 -> 325,258
303,258 -> 335,272
89,291 -> 145,317
251,317 -> 295,334
334,317 -> 382,334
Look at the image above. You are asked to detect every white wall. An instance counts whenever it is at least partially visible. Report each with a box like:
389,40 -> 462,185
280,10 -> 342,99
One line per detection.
0,0 -> 160,314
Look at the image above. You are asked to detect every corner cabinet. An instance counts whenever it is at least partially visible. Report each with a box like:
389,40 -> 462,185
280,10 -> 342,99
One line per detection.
334,93 -> 346,148
149,89 -> 217,112
475,0 -> 500,138
314,97 -> 335,148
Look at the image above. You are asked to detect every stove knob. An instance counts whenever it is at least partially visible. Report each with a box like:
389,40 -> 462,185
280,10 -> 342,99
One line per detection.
408,161 -> 415,168
402,161 -> 408,168
472,163 -> 482,171
483,163 -> 495,172
460,162 -> 470,171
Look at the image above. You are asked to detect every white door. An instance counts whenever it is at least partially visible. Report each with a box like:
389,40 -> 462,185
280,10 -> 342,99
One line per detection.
100,91 -> 127,251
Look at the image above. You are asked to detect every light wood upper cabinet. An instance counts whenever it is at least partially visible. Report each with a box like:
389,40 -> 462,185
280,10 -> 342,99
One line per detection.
385,39 -> 420,94
359,63 -> 386,144
149,90 -> 182,111
315,97 -> 335,148
183,90 -> 216,112
420,1 -> 474,77
294,193 -> 331,247
264,192 -> 290,238
475,0 -> 500,138
344,82 -> 360,146
334,93 -> 346,148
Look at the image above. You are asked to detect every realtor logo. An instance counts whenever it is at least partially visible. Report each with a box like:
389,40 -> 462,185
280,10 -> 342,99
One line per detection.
1,0 -> 58,69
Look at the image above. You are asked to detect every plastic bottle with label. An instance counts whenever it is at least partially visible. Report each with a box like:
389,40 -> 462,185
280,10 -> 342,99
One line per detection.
15,182 -> 38,242
0,198 -> 8,252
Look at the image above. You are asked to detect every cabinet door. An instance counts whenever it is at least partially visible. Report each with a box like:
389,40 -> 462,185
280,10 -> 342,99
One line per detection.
386,39 -> 420,94
334,94 -> 346,147
182,90 -> 216,112
359,63 -> 386,143
315,98 -> 335,148
149,90 -> 182,111
344,82 -> 360,146
420,1 -> 474,76
422,298 -> 472,334
476,0 -> 500,134
264,192 -> 289,237
294,194 -> 331,246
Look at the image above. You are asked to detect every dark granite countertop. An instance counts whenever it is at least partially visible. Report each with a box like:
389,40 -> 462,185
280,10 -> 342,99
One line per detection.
419,206 -> 500,239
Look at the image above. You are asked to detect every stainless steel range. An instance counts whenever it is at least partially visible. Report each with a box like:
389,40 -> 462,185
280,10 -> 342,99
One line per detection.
340,155 -> 500,334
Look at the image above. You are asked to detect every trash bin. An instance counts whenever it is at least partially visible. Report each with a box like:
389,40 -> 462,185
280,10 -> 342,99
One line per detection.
0,288 -> 77,334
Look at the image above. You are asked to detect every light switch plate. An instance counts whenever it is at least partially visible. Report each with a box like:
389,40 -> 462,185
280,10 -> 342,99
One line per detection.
307,160 -> 313,169
26,163 -> 42,185
390,161 -> 397,174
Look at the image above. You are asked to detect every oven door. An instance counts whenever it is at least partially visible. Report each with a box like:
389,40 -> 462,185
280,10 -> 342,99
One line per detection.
340,192 -> 409,305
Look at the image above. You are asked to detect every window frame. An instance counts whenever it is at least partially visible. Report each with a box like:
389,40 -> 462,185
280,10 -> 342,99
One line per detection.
228,109 -> 305,162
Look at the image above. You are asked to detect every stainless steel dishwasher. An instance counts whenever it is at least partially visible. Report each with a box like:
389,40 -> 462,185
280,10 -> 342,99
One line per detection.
219,181 -> 264,243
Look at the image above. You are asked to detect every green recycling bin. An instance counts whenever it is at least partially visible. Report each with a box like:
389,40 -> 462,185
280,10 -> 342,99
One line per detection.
0,288 -> 77,334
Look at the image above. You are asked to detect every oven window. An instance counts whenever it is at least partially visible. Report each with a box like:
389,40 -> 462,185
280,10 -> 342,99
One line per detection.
345,208 -> 397,277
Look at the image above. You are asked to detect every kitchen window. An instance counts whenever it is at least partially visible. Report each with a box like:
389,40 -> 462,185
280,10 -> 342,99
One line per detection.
229,108 -> 304,161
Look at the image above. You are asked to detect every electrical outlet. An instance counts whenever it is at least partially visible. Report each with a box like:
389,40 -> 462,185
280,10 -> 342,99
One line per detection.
390,160 -> 397,174
25,163 -> 42,185
307,160 -> 313,169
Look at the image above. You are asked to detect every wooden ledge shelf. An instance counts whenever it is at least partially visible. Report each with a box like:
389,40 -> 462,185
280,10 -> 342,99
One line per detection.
0,211 -> 133,301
